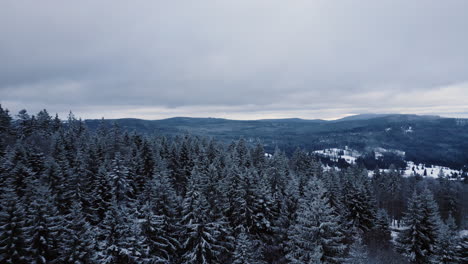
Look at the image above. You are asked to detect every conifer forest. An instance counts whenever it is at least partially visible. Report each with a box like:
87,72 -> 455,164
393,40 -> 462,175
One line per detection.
0,107 -> 467,264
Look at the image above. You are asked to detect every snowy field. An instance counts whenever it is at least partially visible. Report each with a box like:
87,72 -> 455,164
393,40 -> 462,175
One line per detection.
313,147 -> 464,179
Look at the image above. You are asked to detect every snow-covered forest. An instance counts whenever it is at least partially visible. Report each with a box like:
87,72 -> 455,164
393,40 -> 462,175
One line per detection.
0,106 -> 467,264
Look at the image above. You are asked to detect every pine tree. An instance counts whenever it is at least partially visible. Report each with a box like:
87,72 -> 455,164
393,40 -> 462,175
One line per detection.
36,109 -> 52,133
0,105 -> 12,156
138,173 -> 181,263
97,201 -> 143,264
0,191 -> 29,264
232,228 -> 263,264
233,138 -> 250,168
396,191 -> 424,263
287,178 -> 346,264
109,153 -> 133,204
250,141 -> 266,172
61,202 -> 96,263
177,138 -> 194,195
418,188 -> 443,263
139,202 -> 178,263
345,237 -> 370,264
26,186 -> 63,264
0,104 -> 12,135
396,189 -> 442,264
435,213 -> 459,264
16,109 -> 33,138
88,165 -> 112,224
342,168 -> 376,238
181,173 -> 231,264
368,208 -> 392,250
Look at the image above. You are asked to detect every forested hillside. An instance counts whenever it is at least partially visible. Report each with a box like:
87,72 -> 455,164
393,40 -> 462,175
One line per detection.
1,106 -> 467,263
85,114 -> 468,170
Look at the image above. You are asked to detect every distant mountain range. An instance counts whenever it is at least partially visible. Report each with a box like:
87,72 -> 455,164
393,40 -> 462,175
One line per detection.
85,114 -> 468,169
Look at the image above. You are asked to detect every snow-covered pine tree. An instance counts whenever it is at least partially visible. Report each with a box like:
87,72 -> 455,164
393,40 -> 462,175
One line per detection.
396,191 -> 424,263
60,201 -> 96,263
181,172 -> 231,264
345,236 -> 370,264
26,186 -> 63,264
418,188 -> 443,263
436,213 -> 459,264
342,168 -> 377,239
97,200 -> 143,264
109,153 -> 134,205
286,178 -> 346,264
233,138 -> 250,168
368,208 -> 392,250
232,228 -> 264,264
89,165 -> 113,224
396,189 -> 443,264
138,173 -> 181,263
0,190 -> 29,264
250,141 -> 266,173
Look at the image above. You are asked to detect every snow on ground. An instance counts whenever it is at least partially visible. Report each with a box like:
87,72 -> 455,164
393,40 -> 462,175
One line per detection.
404,126 -> 414,133
374,147 -> 405,158
314,147 -> 464,179
368,161 -> 463,179
401,161 -> 462,178
313,147 -> 360,164
390,219 -> 404,243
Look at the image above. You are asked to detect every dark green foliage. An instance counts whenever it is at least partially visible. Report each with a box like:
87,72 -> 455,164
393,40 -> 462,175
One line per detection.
27,187 -> 63,264
85,114 -> 468,169
0,192 -> 29,264
0,108 -> 466,264
396,189 -> 443,264
287,178 -> 346,264
61,202 -> 96,263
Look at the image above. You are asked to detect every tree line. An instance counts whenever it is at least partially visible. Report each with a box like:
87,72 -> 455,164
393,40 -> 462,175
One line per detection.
0,106 -> 467,264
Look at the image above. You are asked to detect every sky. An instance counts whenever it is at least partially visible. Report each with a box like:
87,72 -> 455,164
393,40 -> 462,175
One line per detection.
1,0 -> 468,120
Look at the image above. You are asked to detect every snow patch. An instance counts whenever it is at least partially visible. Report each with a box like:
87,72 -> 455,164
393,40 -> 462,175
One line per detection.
313,147 -> 359,164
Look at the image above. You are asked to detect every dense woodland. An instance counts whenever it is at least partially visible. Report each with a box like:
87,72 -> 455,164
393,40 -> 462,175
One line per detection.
0,106 -> 467,264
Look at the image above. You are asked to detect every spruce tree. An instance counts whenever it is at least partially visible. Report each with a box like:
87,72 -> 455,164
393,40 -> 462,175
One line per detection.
435,213 -> 459,264
368,208 -> 392,250
286,178 -> 346,264
26,186 -> 62,264
345,237 -> 370,264
61,202 -> 96,264
97,201 -> 143,264
138,173 -> 181,263
396,189 -> 442,264
232,228 -> 263,264
181,173 -> 231,264
0,191 -> 29,264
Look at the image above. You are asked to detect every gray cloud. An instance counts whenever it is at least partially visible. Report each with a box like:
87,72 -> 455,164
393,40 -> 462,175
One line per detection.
1,0 -> 468,120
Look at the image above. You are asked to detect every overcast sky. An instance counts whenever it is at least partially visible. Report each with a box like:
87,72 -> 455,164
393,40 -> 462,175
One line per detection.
1,0 -> 468,120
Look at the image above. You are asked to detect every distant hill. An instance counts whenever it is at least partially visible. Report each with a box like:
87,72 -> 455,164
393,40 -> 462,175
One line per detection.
334,113 -> 393,121
85,114 -> 468,169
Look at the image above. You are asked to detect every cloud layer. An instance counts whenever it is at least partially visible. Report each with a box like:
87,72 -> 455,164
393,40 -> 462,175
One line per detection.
1,0 -> 468,119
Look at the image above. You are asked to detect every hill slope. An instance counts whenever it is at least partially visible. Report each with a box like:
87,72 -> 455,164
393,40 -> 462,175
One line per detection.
85,114 -> 468,168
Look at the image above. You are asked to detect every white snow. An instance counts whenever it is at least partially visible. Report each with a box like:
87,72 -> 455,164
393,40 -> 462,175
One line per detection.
398,161 -> 462,178
314,147 -> 464,179
404,126 -> 414,133
313,147 -> 359,164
